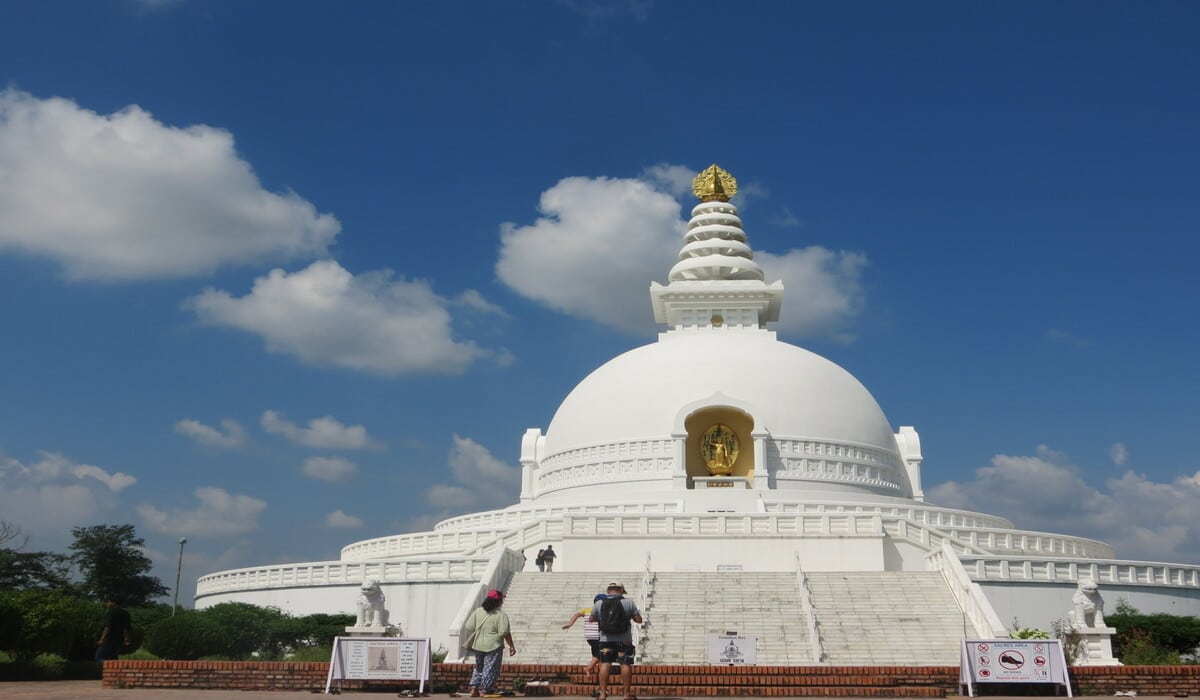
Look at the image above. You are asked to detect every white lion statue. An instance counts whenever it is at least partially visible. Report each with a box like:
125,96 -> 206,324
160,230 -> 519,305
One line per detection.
1071,578 -> 1106,628
355,579 -> 390,628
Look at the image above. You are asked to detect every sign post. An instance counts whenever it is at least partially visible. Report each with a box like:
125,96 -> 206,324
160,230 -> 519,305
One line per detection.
960,639 -> 1071,697
326,636 -> 432,694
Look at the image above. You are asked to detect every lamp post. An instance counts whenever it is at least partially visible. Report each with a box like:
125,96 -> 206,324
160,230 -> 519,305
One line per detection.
172,537 -> 187,617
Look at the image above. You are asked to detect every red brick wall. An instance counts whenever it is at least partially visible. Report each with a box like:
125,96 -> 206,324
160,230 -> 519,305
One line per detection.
103,660 -> 1200,696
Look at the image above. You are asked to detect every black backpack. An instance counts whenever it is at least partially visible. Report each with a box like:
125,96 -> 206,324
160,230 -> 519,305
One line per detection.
597,595 -> 630,634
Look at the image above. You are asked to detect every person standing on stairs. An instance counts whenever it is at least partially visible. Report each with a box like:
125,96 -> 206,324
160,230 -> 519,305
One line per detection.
589,582 -> 642,700
562,593 -> 606,675
541,544 -> 557,572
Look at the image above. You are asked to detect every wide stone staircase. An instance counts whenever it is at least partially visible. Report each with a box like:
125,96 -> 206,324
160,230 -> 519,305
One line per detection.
502,571 -> 644,666
805,571 -> 969,665
500,570 -> 969,667
638,572 -> 813,664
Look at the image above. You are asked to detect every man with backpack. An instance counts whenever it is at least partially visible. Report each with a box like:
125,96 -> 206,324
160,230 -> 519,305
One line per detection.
588,582 -> 643,700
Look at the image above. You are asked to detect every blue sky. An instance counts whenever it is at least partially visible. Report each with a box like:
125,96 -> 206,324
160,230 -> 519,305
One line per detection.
1,1 -> 1198,605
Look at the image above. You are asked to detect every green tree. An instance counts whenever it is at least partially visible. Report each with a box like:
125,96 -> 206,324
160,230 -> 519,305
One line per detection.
0,520 -> 71,591
68,524 -> 167,606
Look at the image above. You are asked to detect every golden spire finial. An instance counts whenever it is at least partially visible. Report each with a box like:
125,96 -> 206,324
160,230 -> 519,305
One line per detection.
691,164 -> 738,202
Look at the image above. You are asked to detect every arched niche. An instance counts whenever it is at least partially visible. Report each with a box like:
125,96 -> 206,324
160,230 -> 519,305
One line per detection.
683,406 -> 756,485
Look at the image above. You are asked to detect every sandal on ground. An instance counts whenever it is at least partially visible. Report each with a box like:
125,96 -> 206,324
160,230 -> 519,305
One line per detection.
469,691 -> 480,698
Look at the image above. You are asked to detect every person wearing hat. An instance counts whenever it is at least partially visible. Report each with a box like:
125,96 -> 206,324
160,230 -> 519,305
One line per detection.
589,582 -> 642,700
464,589 -> 517,697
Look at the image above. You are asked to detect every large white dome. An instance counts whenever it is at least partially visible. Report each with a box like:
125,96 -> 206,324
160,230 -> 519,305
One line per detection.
546,330 -> 897,456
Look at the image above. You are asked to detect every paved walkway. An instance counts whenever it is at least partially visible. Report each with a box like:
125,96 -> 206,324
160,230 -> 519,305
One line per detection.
0,683 -> 1181,700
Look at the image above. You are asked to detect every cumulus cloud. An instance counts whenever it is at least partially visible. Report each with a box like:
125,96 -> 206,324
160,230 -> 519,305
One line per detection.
137,486 -> 266,537
324,509 -> 364,529
497,176 -> 681,334
420,435 -> 521,519
261,410 -> 374,449
0,89 -> 338,281
757,247 -> 867,342
496,168 -> 867,339
187,260 -> 501,375
1110,442 -> 1128,466
0,451 -> 134,540
301,456 -> 358,482
927,445 -> 1200,564
174,418 -> 247,448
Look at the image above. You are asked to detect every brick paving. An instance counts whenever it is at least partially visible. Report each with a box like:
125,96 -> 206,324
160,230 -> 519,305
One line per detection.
0,684 -> 1191,700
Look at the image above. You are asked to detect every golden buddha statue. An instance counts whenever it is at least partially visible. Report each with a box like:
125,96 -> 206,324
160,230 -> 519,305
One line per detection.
701,424 -> 739,476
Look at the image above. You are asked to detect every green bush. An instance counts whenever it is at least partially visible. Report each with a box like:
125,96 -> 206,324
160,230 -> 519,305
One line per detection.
1119,627 -> 1183,665
0,654 -> 101,681
201,602 -> 292,659
1109,613 -> 1200,659
0,590 -> 105,662
288,645 -> 334,661
143,611 -> 225,659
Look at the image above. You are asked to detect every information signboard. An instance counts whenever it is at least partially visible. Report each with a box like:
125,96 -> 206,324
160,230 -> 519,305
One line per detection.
325,636 -> 431,694
959,639 -> 1071,697
706,633 -> 758,665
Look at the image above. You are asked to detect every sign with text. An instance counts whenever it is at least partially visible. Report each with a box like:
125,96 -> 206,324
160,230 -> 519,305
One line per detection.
959,639 -> 1071,697
326,636 -> 431,694
706,633 -> 757,665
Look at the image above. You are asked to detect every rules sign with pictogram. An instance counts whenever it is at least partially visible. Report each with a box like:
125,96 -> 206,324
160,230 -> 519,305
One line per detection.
960,639 -> 1071,697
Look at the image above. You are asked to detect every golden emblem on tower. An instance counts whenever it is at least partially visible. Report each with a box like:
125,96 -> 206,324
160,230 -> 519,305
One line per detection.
691,164 -> 737,202
701,423 -> 739,476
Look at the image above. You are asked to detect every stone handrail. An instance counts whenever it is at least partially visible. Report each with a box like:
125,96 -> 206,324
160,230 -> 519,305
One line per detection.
794,555 -> 825,663
927,541 -> 1007,638
448,547 -> 525,662
635,551 -> 653,651
959,556 -> 1200,587
340,500 -> 1107,564
341,529 -> 507,561
433,501 -> 680,533
196,557 -> 491,597
765,500 -> 1014,530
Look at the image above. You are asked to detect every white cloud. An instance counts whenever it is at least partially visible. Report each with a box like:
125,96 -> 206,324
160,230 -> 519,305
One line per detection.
757,247 -> 867,342
0,89 -> 338,281
174,418 -> 247,448
496,169 -> 867,340
1109,442 -> 1128,466
324,509 -> 364,529
71,464 -> 137,492
497,175 -> 685,334
137,486 -> 266,537
421,435 -> 521,517
928,445 -> 1200,564
261,410 -> 374,449
301,456 -> 358,482
641,163 -> 696,199
0,451 -> 133,538
187,260 -> 500,375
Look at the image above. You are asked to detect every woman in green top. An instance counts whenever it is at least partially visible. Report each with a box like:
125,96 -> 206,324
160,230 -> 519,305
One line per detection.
466,589 -> 517,696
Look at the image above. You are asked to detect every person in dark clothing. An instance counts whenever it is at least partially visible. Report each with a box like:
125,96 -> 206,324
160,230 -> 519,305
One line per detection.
95,598 -> 131,664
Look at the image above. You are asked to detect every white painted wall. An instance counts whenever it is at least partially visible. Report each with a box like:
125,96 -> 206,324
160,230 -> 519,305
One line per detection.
196,580 -> 476,652
981,581 -> 1200,634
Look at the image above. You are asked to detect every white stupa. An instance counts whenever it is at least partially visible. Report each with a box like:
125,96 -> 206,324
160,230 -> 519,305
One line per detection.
197,165 -> 1200,665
